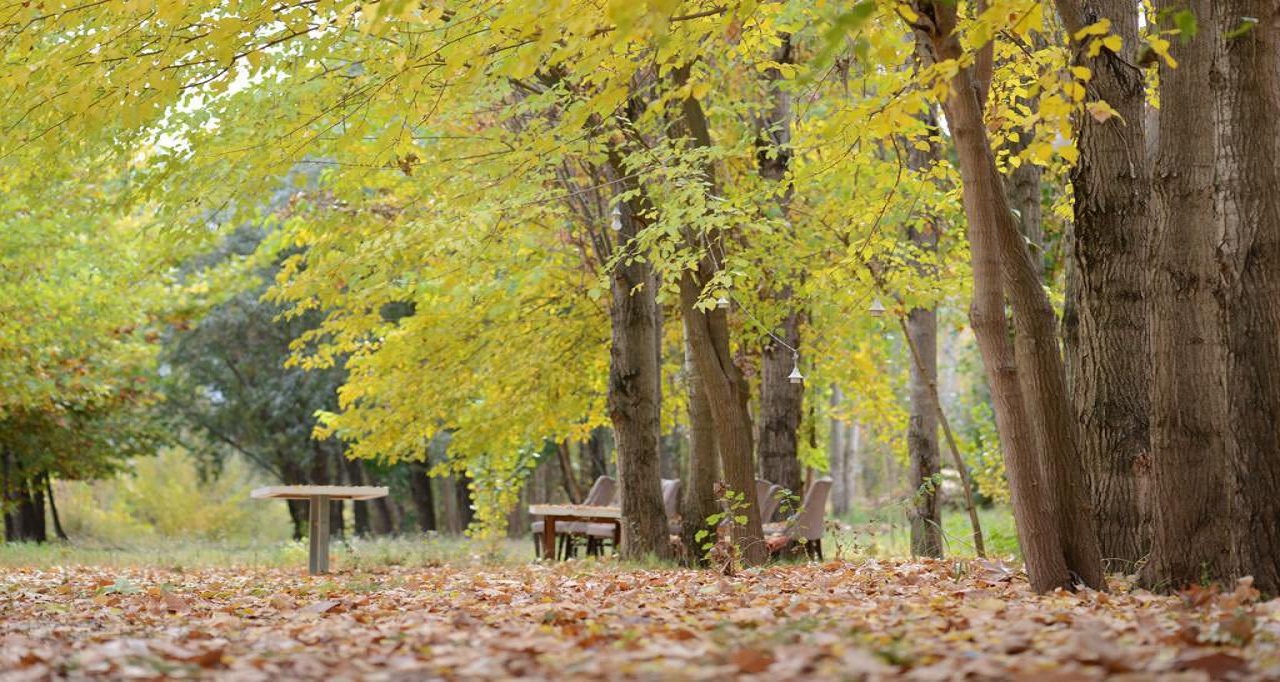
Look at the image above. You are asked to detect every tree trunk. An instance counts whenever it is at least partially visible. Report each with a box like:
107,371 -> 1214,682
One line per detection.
1054,0 -> 1153,574
829,387 -> 851,516
755,33 -> 805,498
1147,0 -> 1280,592
582,429 -> 610,482
674,70 -> 767,567
906,111 -> 943,559
1146,0 -> 1230,590
906,312 -> 942,558
555,440 -> 584,503
44,474 -> 68,541
913,2 -> 1104,591
407,461 -> 437,532
1004,35 -> 1046,281
758,315 -> 804,495
603,174 -> 672,561
680,324 -> 722,564
345,457 -> 372,537
280,460 -> 308,540
2,450 -> 46,544
1212,0 -> 1280,592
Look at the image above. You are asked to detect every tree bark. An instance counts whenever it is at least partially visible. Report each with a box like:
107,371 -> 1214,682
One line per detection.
680,323 -> 721,564
1147,0 -> 1231,589
829,387 -> 851,516
907,302 -> 942,558
407,458 -> 437,532
1147,0 -> 1280,592
758,315 -> 804,496
345,456 -> 372,537
602,162 -> 674,562
1212,0 -> 1280,593
555,440 -> 584,503
582,429 -> 610,483
1054,0 -> 1153,574
905,111 -> 943,559
912,1 -> 1104,591
44,474 -> 68,541
755,33 -> 805,498
674,74 -> 767,566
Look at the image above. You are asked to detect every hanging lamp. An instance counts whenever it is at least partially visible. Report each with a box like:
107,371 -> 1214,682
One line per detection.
787,351 -> 804,384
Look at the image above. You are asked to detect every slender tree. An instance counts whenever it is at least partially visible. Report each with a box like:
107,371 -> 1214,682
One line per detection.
910,0 -> 1105,591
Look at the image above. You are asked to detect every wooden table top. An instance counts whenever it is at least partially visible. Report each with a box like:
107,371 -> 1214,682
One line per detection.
251,485 -> 389,501
528,504 -> 622,519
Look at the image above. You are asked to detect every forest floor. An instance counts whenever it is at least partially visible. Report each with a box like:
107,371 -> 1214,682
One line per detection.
2,556 -> 1278,680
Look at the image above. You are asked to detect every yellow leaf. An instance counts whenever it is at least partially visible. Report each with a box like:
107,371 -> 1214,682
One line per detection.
1086,101 -> 1124,123
1073,18 -> 1112,41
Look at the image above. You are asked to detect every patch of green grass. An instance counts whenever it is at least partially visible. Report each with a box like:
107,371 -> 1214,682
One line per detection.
830,504 -> 1019,559
1,507 -> 1021,573
0,534 -> 529,571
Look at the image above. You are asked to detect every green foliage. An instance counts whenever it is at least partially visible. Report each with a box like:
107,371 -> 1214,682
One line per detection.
3,0 -> 1121,534
55,449 -> 286,544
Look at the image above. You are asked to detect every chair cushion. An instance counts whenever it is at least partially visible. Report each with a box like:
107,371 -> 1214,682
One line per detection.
583,522 -> 617,538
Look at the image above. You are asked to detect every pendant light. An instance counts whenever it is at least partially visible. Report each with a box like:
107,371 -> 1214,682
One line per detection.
787,351 -> 804,384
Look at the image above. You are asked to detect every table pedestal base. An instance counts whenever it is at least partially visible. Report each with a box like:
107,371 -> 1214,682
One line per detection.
308,495 -> 331,575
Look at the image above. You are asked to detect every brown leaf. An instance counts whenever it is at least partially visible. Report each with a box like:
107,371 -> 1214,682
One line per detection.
1175,650 -> 1249,678
300,599 -> 342,615
730,647 -> 775,674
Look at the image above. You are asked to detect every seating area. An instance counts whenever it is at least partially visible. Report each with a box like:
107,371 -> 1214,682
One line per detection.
530,475 -> 833,562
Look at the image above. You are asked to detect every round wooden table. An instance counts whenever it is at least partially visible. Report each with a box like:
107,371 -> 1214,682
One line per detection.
251,485 -> 388,574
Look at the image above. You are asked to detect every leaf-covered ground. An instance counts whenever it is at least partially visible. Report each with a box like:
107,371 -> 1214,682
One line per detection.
2,559 -> 1278,680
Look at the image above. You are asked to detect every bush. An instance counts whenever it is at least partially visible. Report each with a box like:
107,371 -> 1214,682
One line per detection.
55,448 -> 289,544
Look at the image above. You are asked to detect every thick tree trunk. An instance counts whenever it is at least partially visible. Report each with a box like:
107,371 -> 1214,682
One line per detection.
1147,0 -> 1231,588
406,461 -> 436,532
1213,0 -> 1280,593
602,169 -> 673,562
1147,0 -> 1280,592
680,325 -> 721,564
1054,0 -> 1153,574
758,316 -> 804,495
914,2 -> 1104,591
755,33 -> 805,499
5,485 -> 47,543
675,82 -> 767,566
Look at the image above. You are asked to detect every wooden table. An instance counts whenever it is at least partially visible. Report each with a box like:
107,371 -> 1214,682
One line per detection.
528,504 -> 621,560
252,485 -> 388,574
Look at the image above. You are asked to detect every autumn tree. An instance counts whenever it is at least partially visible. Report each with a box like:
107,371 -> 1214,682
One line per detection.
1146,1 -> 1280,593
1054,0 -> 1153,573
909,0 -> 1105,591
